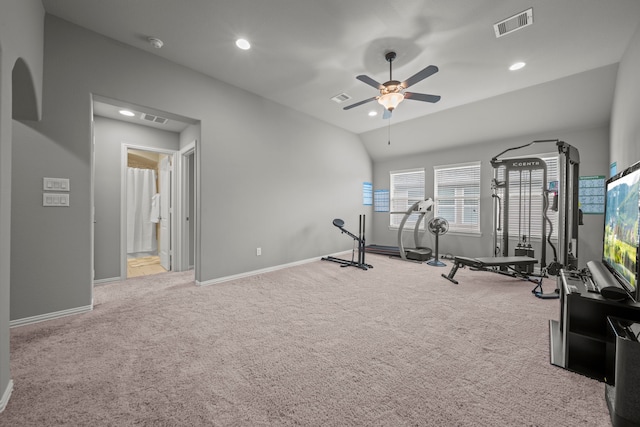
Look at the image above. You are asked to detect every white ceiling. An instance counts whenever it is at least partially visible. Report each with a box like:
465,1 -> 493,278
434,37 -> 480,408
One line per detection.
42,0 -> 640,157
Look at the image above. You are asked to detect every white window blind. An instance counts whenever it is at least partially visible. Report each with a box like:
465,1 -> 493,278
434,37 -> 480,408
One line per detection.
389,168 -> 425,228
495,154 -> 558,242
434,162 -> 481,234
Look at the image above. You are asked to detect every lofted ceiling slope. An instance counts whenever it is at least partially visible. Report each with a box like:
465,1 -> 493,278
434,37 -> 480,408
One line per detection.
41,0 -> 640,159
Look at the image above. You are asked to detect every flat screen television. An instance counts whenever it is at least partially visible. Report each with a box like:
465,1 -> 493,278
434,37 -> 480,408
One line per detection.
602,161 -> 640,299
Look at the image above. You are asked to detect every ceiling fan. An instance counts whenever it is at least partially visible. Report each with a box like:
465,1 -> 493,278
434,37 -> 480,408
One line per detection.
344,51 -> 441,119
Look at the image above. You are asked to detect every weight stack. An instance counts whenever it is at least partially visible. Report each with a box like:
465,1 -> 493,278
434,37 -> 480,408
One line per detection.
514,245 -> 534,274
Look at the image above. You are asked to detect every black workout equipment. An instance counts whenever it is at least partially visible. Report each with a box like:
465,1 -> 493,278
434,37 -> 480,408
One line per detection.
427,217 -> 448,267
365,199 -> 433,262
322,215 -> 372,270
442,140 -> 581,298
442,256 -> 539,285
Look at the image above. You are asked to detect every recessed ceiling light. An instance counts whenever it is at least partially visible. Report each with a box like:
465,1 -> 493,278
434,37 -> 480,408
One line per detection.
236,38 -> 251,50
119,109 -> 135,117
509,62 -> 526,71
368,111 -> 378,117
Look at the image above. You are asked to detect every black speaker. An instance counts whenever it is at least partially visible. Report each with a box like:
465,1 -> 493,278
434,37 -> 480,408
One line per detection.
606,317 -> 640,427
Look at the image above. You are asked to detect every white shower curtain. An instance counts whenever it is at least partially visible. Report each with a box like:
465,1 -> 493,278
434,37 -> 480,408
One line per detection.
127,167 -> 158,254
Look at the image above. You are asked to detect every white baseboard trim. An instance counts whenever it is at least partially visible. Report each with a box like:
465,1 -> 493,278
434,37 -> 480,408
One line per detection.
0,379 -> 13,413
93,276 -> 121,285
10,304 -> 93,328
196,252 -> 349,286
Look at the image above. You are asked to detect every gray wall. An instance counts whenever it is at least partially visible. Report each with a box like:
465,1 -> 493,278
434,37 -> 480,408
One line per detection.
9,15 -> 371,322
370,125 -> 610,270
179,123 -> 200,150
93,116 -> 180,281
0,0 -> 44,407
611,23 -> 640,170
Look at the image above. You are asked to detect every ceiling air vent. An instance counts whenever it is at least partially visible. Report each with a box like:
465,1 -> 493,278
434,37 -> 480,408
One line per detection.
330,93 -> 352,104
141,113 -> 169,125
494,8 -> 533,38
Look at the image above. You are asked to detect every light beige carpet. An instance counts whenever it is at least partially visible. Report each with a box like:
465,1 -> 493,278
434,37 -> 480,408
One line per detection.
2,254 -> 609,426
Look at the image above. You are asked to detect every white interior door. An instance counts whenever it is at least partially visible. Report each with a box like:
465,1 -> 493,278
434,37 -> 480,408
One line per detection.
175,141 -> 196,273
159,156 -> 171,270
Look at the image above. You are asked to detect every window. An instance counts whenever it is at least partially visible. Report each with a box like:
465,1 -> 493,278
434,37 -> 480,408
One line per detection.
389,168 -> 425,228
434,162 -> 481,234
494,153 -> 558,241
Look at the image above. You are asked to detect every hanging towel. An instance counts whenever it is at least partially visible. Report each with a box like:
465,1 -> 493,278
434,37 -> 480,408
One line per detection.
150,193 -> 161,223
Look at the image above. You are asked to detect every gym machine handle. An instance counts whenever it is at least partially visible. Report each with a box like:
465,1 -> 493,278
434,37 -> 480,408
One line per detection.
332,218 -> 363,244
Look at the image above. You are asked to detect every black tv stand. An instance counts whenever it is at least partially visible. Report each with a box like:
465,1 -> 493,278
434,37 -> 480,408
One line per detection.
550,264 -> 640,381
605,317 -> 640,426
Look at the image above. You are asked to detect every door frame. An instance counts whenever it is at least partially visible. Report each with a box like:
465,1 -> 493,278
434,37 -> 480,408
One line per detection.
174,140 -> 197,272
120,143 -> 178,279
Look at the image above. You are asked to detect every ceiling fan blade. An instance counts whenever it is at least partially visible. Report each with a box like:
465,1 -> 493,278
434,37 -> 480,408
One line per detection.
343,96 -> 378,110
356,75 -> 384,90
404,92 -> 441,103
400,65 -> 439,89
382,109 -> 392,120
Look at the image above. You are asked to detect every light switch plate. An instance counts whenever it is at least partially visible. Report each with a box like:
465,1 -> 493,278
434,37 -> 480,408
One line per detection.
43,193 -> 70,207
43,177 -> 70,192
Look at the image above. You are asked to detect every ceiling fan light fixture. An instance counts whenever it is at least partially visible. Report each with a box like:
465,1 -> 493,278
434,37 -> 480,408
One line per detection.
343,51 -> 440,116
377,92 -> 404,111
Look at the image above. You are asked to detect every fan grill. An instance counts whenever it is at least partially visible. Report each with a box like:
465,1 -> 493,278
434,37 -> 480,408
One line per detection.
494,8 -> 533,38
330,93 -> 352,104
141,113 -> 169,124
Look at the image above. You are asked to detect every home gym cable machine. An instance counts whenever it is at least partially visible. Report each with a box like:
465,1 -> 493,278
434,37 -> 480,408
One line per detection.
442,140 -> 581,297
321,215 -> 373,270
492,139 -> 581,296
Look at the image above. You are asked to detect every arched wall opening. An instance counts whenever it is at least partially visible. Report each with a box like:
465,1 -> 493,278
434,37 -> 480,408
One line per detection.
12,57 -> 39,121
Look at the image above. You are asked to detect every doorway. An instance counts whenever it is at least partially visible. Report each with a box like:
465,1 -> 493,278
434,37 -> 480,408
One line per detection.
122,146 -> 176,279
91,96 -> 200,284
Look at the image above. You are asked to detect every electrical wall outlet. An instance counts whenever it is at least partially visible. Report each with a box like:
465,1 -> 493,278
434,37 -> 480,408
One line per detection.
256,247 -> 262,256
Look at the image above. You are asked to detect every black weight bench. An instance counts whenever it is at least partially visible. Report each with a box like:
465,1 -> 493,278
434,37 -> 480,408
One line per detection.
441,256 -> 539,285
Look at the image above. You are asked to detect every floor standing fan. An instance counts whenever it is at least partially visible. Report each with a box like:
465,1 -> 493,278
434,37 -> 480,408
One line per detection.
427,217 -> 449,267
